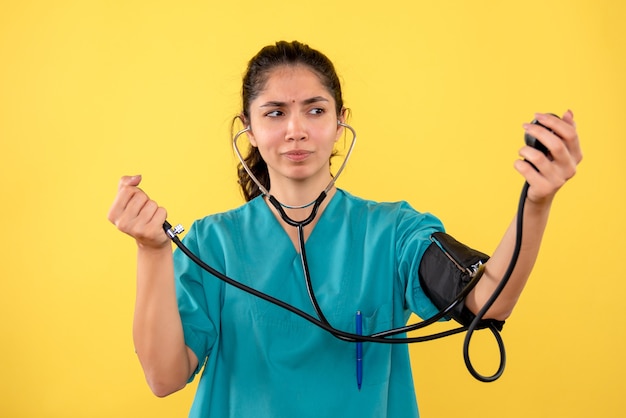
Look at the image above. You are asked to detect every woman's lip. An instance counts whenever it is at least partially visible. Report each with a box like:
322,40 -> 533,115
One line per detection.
283,150 -> 312,162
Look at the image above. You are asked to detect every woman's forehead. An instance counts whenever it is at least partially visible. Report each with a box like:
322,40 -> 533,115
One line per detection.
257,65 -> 332,101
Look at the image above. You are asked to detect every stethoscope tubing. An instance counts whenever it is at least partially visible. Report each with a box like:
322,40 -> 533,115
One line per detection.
162,122 -> 533,381
232,120 -> 357,209
461,181 -> 530,382
164,220 -> 472,344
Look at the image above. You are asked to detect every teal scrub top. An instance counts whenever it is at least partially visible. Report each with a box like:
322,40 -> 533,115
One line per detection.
174,189 -> 445,418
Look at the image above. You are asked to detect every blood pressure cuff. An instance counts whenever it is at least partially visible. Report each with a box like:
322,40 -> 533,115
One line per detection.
418,232 -> 505,330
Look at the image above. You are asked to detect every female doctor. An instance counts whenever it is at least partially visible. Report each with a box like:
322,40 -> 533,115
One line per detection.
107,40 -> 582,418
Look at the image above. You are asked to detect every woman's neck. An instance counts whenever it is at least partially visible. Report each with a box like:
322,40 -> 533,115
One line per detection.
266,179 -> 336,223
268,174 -> 334,208
264,184 -> 336,250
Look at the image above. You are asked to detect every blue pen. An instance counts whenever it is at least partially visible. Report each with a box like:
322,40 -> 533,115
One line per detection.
356,311 -> 363,390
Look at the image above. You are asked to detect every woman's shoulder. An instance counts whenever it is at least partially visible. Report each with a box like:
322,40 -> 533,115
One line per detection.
337,188 -> 423,213
336,188 -> 444,229
190,196 -> 265,230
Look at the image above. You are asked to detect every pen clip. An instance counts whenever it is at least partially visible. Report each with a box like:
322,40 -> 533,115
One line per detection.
356,311 -> 363,390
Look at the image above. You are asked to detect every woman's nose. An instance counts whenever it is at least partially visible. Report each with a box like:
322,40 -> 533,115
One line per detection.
285,114 -> 307,141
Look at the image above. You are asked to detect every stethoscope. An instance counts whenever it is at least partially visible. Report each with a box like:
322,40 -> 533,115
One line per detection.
163,119 -> 531,382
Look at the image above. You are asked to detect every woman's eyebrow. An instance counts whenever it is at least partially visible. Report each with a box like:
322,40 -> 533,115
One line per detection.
259,96 -> 329,108
302,96 -> 329,105
259,101 -> 285,108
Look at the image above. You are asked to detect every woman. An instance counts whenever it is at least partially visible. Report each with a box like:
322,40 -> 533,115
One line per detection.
107,41 -> 582,417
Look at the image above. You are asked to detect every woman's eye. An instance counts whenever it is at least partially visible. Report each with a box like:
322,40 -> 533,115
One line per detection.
309,108 -> 325,115
265,110 -> 283,117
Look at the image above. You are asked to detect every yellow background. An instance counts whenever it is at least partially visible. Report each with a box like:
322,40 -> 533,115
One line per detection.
1,1 -> 624,417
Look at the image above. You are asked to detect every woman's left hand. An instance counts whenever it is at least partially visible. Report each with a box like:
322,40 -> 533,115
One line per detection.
515,110 -> 583,204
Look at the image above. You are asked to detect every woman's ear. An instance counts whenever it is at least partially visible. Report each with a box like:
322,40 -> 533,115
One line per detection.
239,114 -> 257,147
335,107 -> 347,141
339,107 -> 347,124
246,126 -> 257,147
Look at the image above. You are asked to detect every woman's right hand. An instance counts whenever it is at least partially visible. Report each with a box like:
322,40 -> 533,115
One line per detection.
107,175 -> 170,250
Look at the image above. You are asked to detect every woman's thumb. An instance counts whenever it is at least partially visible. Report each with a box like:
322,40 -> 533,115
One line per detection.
118,174 -> 142,190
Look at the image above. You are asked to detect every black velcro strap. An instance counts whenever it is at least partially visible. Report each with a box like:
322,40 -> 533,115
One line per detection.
418,232 -> 504,330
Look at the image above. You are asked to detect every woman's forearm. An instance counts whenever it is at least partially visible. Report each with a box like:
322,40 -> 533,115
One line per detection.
465,197 -> 553,321
133,245 -> 197,397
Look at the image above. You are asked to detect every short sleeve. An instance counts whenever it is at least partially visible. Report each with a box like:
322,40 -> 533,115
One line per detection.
173,221 -> 219,379
393,203 -> 447,320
